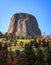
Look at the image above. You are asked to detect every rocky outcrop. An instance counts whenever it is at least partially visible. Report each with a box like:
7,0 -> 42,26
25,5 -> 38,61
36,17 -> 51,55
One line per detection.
7,13 -> 41,38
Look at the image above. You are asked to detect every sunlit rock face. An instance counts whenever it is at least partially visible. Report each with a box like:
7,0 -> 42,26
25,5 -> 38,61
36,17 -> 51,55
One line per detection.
7,13 -> 41,38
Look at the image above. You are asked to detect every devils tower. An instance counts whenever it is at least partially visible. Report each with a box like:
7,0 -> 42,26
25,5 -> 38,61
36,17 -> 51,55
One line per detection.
7,13 -> 41,38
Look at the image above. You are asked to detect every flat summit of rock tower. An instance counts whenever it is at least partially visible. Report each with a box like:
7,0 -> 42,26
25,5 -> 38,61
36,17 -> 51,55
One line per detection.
7,13 -> 41,38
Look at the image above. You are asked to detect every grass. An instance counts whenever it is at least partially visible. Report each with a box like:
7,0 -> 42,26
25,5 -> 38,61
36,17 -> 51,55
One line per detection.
0,38 -> 33,43
0,38 -> 3,42
0,38 -> 34,51
17,39 -> 34,44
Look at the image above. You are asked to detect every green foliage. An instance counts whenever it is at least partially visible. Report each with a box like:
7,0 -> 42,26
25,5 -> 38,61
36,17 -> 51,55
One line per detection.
0,36 -> 51,65
15,50 -> 20,56
20,44 -> 37,65
47,47 -> 51,65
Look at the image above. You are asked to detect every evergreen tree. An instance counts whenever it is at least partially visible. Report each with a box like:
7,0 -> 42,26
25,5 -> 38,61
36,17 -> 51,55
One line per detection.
20,43 -> 37,65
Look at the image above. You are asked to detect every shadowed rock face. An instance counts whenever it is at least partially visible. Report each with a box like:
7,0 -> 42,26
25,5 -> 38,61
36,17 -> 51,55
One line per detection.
7,13 -> 41,38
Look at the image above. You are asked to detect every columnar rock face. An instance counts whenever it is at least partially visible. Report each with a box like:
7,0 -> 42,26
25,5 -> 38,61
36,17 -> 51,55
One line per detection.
7,13 -> 41,38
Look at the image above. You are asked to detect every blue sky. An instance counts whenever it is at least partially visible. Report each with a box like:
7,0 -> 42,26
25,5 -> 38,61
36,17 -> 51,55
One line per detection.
0,0 -> 51,35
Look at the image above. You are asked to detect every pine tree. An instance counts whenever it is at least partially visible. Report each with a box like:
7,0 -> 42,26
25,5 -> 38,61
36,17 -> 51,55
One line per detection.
20,43 -> 37,65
